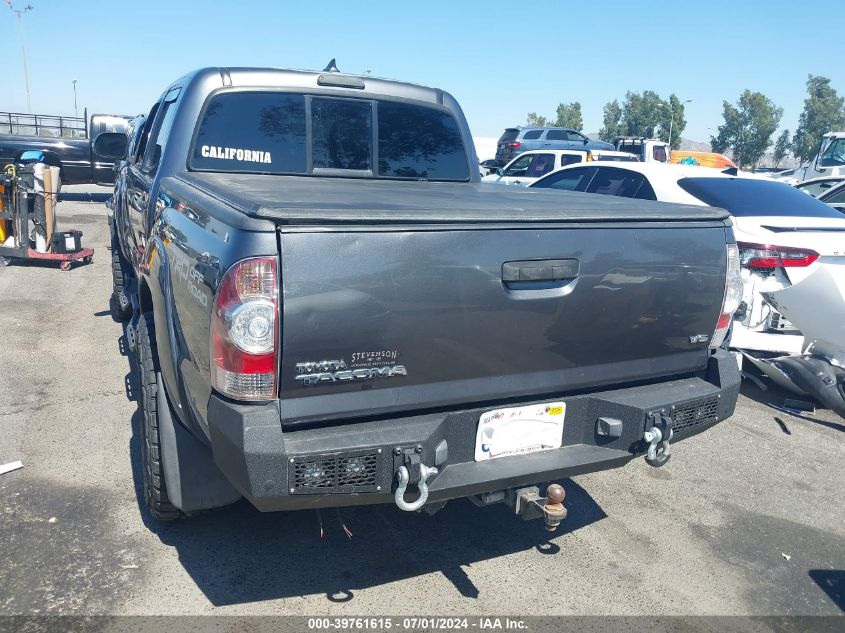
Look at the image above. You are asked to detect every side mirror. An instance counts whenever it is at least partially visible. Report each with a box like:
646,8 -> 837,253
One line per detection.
93,132 -> 129,161
497,167 -> 504,176
583,139 -> 589,145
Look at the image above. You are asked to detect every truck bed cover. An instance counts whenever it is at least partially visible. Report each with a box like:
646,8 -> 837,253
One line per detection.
172,172 -> 729,225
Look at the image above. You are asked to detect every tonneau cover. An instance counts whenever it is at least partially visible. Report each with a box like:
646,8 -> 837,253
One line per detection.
172,172 -> 729,224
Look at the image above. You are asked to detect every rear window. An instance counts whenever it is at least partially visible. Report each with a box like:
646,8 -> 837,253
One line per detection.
498,128 -> 520,143
193,93 -> 307,174
312,98 -> 372,171
560,154 -> 584,166
595,153 -> 638,162
652,146 -> 668,162
377,101 -> 468,180
678,177 -> 844,218
191,91 -> 469,181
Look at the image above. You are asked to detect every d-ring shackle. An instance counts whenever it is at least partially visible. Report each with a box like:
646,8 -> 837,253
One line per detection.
394,464 -> 438,511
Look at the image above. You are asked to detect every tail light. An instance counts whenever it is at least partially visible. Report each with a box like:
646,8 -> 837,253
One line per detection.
509,141 -> 521,150
711,244 -> 743,349
737,242 -> 819,269
211,257 -> 279,401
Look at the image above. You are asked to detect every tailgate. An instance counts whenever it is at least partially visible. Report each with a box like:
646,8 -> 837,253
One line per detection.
278,224 -> 727,425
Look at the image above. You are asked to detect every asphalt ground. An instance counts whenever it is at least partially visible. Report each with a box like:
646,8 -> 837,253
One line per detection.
0,185 -> 843,618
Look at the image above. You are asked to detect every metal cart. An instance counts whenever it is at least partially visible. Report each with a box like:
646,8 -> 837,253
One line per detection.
0,166 -> 94,271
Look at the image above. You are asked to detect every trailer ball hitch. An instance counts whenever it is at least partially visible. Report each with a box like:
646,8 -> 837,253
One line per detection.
394,463 -> 438,512
540,484 -> 567,531
513,484 -> 568,531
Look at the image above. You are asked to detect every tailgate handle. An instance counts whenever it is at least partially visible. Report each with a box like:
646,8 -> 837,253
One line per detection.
502,259 -> 580,284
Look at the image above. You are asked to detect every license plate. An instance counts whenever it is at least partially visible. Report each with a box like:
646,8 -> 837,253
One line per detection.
474,402 -> 566,461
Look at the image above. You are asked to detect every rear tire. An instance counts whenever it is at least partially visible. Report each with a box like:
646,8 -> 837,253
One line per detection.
137,311 -> 183,521
110,228 -> 132,322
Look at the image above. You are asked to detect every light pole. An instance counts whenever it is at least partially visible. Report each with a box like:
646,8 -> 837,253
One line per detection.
72,79 -> 78,119
661,99 -> 692,150
5,2 -> 34,113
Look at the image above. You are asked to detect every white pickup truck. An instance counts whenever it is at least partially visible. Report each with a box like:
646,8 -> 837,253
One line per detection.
776,132 -> 845,184
615,137 -> 671,163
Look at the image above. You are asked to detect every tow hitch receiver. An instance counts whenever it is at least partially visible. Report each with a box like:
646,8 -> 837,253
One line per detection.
512,484 -> 568,531
644,411 -> 673,467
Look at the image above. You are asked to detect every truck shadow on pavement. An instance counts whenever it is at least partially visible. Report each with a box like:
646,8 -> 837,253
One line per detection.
119,331 -> 608,606
808,570 -> 845,612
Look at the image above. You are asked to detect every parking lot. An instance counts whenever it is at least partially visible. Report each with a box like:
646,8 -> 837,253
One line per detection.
0,185 -> 843,617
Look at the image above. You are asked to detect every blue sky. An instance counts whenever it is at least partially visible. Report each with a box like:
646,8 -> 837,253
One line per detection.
1,0 -> 843,143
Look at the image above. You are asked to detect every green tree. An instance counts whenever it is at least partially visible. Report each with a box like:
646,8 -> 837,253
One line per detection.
621,90 -> 664,138
554,102 -> 583,130
525,112 -> 548,127
772,129 -> 791,168
711,90 -> 782,169
792,75 -> 845,164
656,94 -> 687,150
599,99 -> 623,142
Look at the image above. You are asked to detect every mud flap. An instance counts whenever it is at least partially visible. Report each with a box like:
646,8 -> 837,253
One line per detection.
156,374 -> 242,512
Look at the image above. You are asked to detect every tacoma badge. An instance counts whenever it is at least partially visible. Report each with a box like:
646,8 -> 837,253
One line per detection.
295,359 -> 407,386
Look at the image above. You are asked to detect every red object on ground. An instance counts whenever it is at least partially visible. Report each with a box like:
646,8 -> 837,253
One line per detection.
25,247 -> 94,271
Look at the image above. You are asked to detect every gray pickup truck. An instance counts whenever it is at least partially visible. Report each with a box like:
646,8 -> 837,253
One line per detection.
108,64 -> 742,528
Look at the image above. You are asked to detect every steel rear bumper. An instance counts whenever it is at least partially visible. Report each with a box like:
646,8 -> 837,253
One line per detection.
204,351 -> 740,512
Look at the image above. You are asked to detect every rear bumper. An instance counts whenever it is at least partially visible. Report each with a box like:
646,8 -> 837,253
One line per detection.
206,350 -> 740,512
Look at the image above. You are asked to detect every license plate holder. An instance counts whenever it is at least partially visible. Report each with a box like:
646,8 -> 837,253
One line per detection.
474,402 -> 566,461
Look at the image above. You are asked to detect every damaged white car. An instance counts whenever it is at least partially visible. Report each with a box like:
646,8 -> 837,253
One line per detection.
676,177 -> 845,415
531,163 -> 845,415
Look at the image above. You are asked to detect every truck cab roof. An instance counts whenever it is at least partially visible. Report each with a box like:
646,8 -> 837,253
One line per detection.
174,66 -> 452,108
